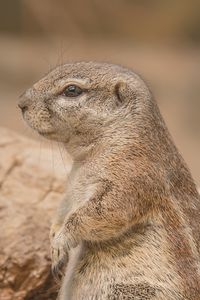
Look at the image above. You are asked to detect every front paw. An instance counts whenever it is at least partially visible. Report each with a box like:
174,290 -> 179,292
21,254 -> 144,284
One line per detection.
50,222 -> 62,242
51,227 -> 79,282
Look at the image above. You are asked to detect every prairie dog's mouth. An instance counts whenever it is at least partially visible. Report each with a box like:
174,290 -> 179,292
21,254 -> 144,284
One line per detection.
24,118 -> 55,136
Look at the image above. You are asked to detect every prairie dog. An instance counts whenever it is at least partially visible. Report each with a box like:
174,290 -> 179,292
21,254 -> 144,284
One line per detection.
19,62 -> 200,299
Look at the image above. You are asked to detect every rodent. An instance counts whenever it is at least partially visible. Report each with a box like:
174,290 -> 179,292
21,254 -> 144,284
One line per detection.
18,62 -> 200,299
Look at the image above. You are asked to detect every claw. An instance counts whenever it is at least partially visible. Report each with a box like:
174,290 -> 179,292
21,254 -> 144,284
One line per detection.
50,228 -> 78,284
51,247 -> 69,283
52,262 -> 64,283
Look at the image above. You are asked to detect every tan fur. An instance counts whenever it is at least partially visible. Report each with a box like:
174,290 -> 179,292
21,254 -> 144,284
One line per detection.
19,62 -> 200,299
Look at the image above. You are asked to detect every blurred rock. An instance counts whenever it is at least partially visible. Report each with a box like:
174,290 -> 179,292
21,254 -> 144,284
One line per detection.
0,127 -> 71,300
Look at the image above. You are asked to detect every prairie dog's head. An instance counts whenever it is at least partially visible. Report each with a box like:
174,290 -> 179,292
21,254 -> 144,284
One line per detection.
19,62 -> 151,147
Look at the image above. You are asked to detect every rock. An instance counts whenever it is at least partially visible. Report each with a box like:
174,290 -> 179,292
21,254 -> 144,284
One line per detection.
0,127 -> 72,300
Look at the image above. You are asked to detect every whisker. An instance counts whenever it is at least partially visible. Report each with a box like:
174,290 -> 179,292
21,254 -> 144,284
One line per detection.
50,141 -> 55,176
57,142 -> 68,176
38,136 -> 43,166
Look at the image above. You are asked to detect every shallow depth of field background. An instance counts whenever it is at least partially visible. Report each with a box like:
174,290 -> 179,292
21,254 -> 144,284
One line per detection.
0,0 -> 199,185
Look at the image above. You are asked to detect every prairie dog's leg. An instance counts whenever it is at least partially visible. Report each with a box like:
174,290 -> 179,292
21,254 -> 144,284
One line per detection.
51,162 -> 80,239
50,194 -> 71,239
50,195 -> 72,280
51,178 -> 136,275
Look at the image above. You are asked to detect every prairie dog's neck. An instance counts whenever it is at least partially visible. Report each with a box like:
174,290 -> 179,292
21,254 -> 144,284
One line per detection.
63,119 -> 138,165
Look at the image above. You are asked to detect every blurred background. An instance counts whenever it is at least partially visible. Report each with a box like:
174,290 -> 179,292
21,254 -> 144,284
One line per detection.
0,0 -> 199,185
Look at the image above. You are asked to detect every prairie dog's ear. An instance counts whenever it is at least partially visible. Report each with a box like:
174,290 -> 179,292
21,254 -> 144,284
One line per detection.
114,81 -> 137,106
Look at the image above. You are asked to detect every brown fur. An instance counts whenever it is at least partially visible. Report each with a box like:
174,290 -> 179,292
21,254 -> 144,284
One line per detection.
19,62 -> 200,299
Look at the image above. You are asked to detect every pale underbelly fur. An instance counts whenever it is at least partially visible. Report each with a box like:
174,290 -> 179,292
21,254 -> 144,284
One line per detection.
58,243 -> 180,300
59,248 -> 113,300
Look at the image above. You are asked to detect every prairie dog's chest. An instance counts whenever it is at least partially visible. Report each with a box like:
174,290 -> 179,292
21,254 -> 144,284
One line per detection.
66,167 -> 98,213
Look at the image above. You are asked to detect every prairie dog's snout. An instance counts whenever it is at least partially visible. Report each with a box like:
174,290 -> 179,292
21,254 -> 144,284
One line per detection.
18,92 -> 31,114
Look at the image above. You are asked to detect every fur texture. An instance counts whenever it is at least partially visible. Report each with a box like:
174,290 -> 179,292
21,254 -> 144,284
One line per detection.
19,62 -> 200,299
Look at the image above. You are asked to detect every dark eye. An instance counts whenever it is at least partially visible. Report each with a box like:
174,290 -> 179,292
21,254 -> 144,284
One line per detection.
63,85 -> 83,97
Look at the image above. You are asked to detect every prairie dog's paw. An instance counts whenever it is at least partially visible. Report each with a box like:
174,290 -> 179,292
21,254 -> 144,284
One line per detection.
51,226 -> 79,282
50,222 -> 62,241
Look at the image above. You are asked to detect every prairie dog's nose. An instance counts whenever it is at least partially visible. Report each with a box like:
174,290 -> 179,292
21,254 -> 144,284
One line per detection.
18,102 -> 28,113
18,94 -> 30,113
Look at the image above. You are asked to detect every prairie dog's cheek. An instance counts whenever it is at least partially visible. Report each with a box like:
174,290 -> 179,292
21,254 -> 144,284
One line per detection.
55,95 -> 87,109
56,97 -> 69,109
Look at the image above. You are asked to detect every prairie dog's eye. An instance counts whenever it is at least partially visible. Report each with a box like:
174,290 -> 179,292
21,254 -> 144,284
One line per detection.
63,85 -> 83,97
